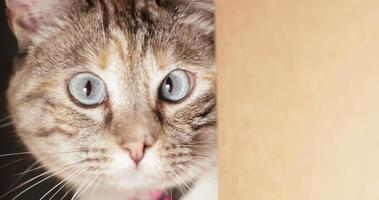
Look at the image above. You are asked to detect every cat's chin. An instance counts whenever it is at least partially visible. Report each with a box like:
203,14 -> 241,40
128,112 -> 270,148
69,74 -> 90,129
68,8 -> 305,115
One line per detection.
66,173 -> 167,199
70,166 -> 184,194
79,186 -> 159,200
63,169 -> 168,193
104,174 -> 164,190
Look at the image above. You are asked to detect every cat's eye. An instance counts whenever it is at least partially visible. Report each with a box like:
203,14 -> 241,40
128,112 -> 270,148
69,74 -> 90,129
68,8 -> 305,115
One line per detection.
159,70 -> 192,103
68,73 -> 106,107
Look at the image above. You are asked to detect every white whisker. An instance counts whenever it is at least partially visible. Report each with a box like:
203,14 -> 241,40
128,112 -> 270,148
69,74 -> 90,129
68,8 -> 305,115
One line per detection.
88,174 -> 102,200
48,167 -> 88,200
70,173 -> 91,200
0,121 -> 13,128
186,142 -> 215,145
188,158 -> 216,172
0,160 -> 84,200
172,167 -> 193,194
168,169 -> 186,198
0,149 -> 85,158
74,174 -> 97,200
0,158 -> 28,169
9,161 -> 40,190
59,183 -> 76,200
11,161 -> 83,200
178,144 -> 215,148
191,153 -> 217,162
0,115 -> 12,123
13,164 -> 49,177
40,167 -> 87,200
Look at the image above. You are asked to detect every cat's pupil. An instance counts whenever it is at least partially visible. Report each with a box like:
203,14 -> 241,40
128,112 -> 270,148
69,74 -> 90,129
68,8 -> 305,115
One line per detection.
83,80 -> 92,97
165,77 -> 173,93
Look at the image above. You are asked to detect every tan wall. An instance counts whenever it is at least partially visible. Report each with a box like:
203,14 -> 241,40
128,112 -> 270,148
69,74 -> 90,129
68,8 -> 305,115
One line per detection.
217,0 -> 379,199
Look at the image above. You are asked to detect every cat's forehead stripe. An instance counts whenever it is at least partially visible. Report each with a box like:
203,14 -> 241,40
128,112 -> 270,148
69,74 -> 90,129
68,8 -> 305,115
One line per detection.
113,36 -> 127,64
98,46 -> 110,70
97,35 -> 127,70
155,49 -> 169,70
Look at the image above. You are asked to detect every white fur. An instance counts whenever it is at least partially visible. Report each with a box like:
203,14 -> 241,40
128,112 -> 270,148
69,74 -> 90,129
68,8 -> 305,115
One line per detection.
80,168 -> 218,200
182,168 -> 218,200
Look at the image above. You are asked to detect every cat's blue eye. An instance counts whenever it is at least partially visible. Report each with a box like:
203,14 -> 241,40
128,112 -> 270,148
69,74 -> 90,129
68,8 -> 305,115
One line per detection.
68,73 -> 106,107
160,70 -> 192,103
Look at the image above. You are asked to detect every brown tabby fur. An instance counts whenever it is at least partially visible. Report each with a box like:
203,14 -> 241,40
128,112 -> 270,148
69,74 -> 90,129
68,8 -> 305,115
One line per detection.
6,0 -> 216,199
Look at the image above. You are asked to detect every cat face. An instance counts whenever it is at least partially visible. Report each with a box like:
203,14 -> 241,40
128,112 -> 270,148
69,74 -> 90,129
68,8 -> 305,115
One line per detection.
6,0 -> 216,191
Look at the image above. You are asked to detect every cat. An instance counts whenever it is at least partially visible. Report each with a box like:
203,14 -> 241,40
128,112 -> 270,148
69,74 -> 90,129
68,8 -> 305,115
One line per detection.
5,0 -> 216,199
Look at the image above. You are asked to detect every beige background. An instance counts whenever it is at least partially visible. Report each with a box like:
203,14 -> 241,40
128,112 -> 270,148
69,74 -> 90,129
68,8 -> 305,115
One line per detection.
217,0 -> 379,199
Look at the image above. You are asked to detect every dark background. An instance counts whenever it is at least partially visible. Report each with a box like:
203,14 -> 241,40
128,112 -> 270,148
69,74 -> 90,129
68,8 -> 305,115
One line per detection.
0,1 -> 71,200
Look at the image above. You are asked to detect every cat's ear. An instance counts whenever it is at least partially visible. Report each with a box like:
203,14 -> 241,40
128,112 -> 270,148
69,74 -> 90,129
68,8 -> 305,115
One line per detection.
182,0 -> 215,35
5,0 -> 73,50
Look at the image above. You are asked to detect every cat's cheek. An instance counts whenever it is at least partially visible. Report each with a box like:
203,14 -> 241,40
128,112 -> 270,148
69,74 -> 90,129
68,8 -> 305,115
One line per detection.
11,101 -> 54,142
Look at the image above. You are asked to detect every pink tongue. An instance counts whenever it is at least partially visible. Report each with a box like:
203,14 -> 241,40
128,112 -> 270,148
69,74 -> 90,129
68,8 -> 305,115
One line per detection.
149,191 -> 172,200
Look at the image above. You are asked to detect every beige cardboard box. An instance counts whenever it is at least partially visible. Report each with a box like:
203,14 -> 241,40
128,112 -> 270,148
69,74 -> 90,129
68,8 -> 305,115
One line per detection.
217,0 -> 379,199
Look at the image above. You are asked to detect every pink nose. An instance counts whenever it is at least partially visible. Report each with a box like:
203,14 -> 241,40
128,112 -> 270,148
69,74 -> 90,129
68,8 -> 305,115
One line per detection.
122,141 -> 149,165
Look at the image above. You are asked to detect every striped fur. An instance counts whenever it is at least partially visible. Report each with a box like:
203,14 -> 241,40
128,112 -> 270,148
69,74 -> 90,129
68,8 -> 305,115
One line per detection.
7,0 -> 216,199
